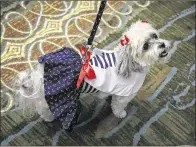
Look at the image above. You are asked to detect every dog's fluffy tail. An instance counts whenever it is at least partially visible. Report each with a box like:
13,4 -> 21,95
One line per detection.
15,64 -> 53,121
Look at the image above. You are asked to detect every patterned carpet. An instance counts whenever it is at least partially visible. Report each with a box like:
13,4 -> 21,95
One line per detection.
1,1 -> 195,146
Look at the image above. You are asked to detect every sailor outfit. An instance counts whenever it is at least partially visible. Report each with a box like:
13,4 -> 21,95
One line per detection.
38,47 -> 147,131
85,48 -> 147,97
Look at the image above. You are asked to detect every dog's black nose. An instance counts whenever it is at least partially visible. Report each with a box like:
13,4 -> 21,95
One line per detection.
159,43 -> 165,48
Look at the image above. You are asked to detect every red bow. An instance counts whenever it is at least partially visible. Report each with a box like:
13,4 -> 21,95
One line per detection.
120,35 -> 130,46
141,20 -> 148,23
76,46 -> 96,88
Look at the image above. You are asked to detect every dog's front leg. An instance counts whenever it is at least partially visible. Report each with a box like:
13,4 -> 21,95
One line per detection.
111,94 -> 136,118
111,96 -> 128,118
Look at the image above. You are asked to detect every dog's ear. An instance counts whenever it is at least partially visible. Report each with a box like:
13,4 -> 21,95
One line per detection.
116,44 -> 133,78
116,43 -> 145,78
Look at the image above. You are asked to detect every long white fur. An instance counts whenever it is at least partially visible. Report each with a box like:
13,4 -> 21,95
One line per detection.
15,64 -> 54,121
15,20 -> 171,121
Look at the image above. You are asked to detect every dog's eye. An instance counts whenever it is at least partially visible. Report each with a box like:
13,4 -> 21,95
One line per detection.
143,42 -> 149,50
151,33 -> 158,39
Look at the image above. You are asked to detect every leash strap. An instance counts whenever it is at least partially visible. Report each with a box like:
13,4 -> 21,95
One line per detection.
87,0 -> 107,46
76,1 -> 107,88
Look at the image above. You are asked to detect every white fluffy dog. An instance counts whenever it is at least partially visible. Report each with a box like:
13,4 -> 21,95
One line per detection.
15,20 -> 171,124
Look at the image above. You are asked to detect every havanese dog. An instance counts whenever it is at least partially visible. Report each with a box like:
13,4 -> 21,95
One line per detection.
15,20 -> 171,132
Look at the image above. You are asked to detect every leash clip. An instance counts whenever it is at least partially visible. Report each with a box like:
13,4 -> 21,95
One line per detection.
82,42 -> 93,62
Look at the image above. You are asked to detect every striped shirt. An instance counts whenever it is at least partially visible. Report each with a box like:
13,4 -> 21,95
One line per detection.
81,50 -> 116,94
81,81 -> 99,93
84,48 -> 148,97
89,52 -> 116,69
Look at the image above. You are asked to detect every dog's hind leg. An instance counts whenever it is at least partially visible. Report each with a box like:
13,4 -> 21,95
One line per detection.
15,64 -> 54,122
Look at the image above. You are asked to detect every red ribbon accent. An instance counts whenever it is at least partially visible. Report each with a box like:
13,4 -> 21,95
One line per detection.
76,46 -> 96,88
120,35 -> 130,46
141,20 -> 148,23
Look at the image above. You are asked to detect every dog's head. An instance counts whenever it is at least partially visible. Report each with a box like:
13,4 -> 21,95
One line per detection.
125,20 -> 171,65
116,20 -> 171,77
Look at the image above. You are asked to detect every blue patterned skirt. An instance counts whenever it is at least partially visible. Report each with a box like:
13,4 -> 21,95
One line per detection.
38,47 -> 82,132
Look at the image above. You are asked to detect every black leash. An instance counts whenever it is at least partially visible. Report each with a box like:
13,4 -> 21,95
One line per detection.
87,0 -> 107,46
77,1 -> 107,88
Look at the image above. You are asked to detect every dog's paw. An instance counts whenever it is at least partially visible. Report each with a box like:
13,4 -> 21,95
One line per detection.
113,110 -> 127,118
